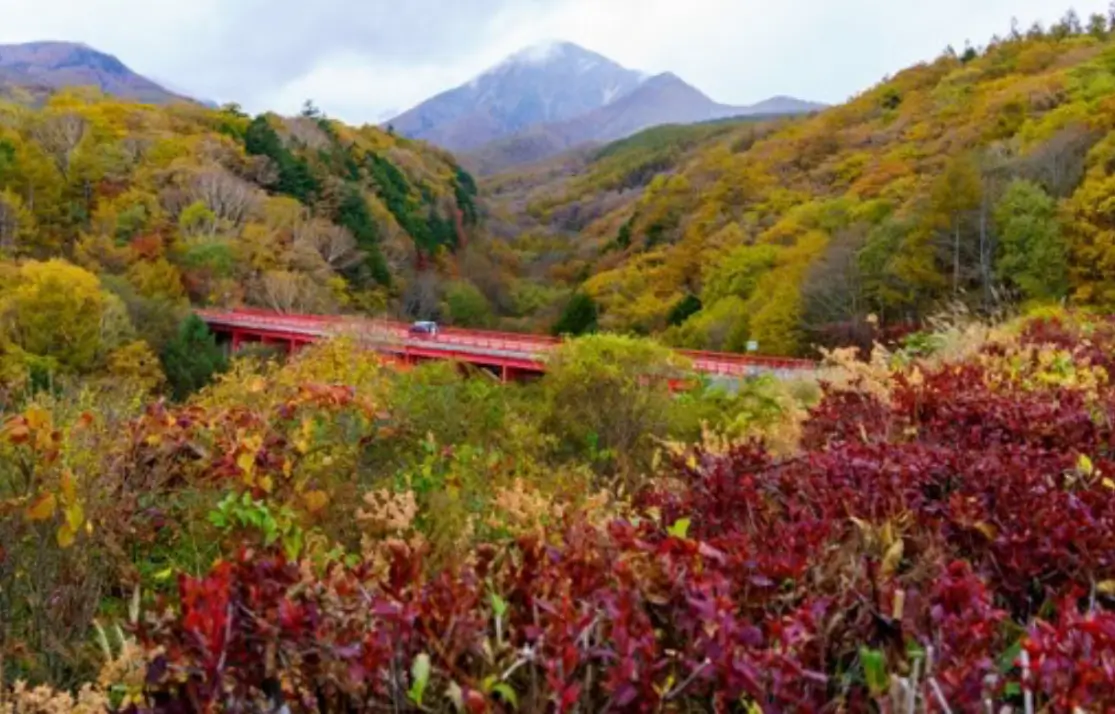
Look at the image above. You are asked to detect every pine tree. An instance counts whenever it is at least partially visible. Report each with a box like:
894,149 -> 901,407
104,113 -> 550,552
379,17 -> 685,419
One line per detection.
160,314 -> 228,400
552,292 -> 599,336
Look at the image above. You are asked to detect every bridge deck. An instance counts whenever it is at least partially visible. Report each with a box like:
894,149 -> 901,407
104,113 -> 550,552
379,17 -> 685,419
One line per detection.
197,309 -> 817,379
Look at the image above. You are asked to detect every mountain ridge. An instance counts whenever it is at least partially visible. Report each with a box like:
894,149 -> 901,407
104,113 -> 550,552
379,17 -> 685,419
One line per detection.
389,41 -> 822,169
388,41 -> 646,152
465,70 -> 823,173
0,41 -> 196,105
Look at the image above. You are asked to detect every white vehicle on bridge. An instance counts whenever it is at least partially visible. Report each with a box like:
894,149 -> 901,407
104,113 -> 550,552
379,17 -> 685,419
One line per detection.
408,321 -> 439,338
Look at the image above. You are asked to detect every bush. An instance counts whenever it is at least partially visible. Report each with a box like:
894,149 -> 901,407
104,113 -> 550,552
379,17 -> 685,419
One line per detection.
541,334 -> 686,480
133,312 -> 1115,712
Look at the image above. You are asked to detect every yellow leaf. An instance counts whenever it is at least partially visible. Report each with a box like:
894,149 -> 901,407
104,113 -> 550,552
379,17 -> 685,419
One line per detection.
1097,580 -> 1115,595
25,406 -> 51,431
65,503 -> 84,531
881,521 -> 895,547
56,523 -> 76,548
892,589 -> 906,620
60,470 -> 76,503
1104,478 -> 1115,491
881,538 -> 904,578
25,492 -> 57,521
303,490 -> 329,513
259,475 -> 273,494
248,377 -> 266,393
1078,454 -> 1095,477
237,451 -> 256,477
973,522 -> 998,540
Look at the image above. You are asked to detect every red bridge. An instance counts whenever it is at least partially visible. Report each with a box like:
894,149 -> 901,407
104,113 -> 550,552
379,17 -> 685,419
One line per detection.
197,309 -> 817,381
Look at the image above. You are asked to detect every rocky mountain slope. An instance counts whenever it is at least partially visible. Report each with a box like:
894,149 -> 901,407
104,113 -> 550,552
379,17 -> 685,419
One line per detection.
467,72 -> 822,172
388,41 -> 646,152
390,41 -> 821,161
0,41 -> 191,104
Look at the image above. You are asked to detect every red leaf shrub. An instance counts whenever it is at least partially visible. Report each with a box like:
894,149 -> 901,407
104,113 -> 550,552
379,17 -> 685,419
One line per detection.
133,315 -> 1115,711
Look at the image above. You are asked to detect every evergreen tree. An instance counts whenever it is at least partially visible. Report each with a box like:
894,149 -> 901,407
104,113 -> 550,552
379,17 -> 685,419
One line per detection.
335,186 -> 390,287
243,115 -> 319,204
160,314 -> 228,401
667,294 -> 702,326
552,292 -> 599,336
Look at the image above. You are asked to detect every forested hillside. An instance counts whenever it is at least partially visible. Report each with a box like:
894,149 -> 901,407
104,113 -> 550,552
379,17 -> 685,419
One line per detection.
13,10 -> 1115,712
0,90 -> 485,387
492,12 -> 1115,355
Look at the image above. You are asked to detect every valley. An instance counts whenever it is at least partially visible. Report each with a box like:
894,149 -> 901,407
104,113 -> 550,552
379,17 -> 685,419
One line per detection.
4,6 -> 1115,712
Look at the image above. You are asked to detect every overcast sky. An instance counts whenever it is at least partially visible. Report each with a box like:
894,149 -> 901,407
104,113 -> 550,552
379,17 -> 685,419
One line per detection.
0,0 -> 1109,123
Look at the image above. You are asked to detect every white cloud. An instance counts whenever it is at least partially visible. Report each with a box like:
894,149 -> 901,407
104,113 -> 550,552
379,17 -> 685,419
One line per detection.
0,0 -> 1108,122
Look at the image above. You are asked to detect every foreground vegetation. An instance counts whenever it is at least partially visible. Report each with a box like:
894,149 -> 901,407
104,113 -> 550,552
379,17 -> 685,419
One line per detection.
0,328 -> 798,699
5,309 -> 1115,710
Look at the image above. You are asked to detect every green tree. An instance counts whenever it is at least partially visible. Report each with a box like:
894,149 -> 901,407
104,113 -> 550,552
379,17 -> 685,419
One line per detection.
994,179 -> 1068,302
542,334 -> 687,480
444,280 -> 493,327
335,186 -> 390,287
552,292 -> 599,336
701,244 -> 779,306
667,294 -> 702,326
244,115 -> 319,203
160,313 -> 228,400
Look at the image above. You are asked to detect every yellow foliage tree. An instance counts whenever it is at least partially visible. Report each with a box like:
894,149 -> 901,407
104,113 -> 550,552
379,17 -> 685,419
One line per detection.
2,259 -> 110,372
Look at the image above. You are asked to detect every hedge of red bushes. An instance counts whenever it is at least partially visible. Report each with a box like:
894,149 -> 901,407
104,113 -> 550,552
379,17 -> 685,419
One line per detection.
135,316 -> 1115,712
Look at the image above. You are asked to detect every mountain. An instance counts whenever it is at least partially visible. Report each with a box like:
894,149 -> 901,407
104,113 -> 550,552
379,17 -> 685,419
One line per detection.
466,72 -> 822,172
0,41 -> 192,104
388,41 -> 646,152
478,25 -> 1115,354
390,40 -> 822,167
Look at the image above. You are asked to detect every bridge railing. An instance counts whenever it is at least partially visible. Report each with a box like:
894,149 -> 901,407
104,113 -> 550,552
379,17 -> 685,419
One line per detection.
197,309 -> 818,374
679,348 -> 817,373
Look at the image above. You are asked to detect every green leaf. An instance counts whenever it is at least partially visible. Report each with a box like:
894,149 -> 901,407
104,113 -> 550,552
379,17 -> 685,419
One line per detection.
860,647 -> 888,696
408,652 -> 431,706
490,591 -> 508,619
283,529 -> 304,561
667,517 -> 691,539
153,566 -> 174,581
1004,682 -> 1022,697
490,682 -> 518,709
905,639 -> 925,660
998,640 -> 1023,673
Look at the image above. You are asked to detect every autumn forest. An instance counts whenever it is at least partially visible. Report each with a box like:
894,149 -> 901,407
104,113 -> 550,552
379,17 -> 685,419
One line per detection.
5,8 -> 1115,713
